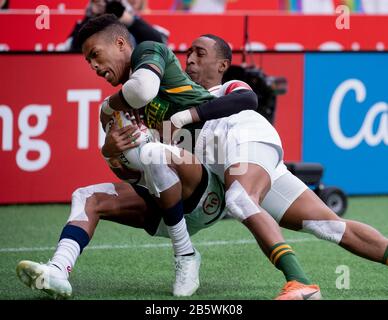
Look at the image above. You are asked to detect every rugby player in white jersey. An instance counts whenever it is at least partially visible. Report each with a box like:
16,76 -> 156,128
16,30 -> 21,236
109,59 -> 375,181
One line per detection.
15,17 -> 318,300
174,34 -> 388,299
109,35 -> 388,299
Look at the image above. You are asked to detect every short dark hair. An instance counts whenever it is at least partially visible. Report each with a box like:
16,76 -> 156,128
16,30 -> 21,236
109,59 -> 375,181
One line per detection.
201,34 -> 232,62
78,14 -> 130,48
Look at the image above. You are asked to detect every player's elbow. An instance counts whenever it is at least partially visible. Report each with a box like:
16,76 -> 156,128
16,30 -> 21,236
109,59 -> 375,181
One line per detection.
240,90 -> 258,111
136,83 -> 159,106
127,85 -> 158,108
122,68 -> 160,108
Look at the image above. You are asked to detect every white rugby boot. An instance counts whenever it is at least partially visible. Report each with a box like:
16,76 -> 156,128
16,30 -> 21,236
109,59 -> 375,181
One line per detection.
16,260 -> 72,299
173,248 -> 201,297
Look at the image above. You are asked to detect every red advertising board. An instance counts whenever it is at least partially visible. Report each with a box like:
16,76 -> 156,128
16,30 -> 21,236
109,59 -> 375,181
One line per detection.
0,54 -> 117,203
0,53 -> 304,203
0,13 -> 245,51
9,0 -> 88,10
247,15 -> 388,51
144,14 -> 245,51
0,13 -> 84,51
7,0 -> 278,11
1,13 -> 388,51
249,54 -> 304,162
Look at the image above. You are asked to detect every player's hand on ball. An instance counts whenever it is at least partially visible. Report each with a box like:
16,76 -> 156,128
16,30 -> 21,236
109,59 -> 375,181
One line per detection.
102,122 -> 141,158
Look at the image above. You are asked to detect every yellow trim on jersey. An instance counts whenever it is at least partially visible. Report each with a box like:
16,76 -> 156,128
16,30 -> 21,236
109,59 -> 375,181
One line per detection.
165,85 -> 193,93
114,112 -> 123,128
270,244 -> 291,263
273,249 -> 293,266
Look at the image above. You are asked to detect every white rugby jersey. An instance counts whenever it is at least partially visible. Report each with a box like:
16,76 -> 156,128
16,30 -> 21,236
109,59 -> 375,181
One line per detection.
195,80 -> 283,181
208,80 -> 252,98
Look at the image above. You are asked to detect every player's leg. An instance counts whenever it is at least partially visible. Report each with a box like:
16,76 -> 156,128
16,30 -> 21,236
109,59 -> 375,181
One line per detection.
274,173 -> 388,264
140,142 -> 203,296
68,182 -> 159,237
16,182 -> 160,299
224,142 -> 320,300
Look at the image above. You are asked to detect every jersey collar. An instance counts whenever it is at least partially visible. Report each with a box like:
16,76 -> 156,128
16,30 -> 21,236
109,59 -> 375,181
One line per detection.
208,84 -> 222,94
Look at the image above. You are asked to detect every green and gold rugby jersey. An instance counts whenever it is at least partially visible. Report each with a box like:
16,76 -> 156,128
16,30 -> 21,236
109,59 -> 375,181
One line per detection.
130,41 -> 214,129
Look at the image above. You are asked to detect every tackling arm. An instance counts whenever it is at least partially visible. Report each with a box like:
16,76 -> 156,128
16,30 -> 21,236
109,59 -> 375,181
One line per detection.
170,81 -> 258,128
195,89 -> 258,121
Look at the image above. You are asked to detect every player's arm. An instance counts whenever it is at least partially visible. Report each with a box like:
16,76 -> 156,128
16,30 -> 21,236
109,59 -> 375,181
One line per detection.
102,123 -> 143,184
195,89 -> 258,121
101,42 -> 167,116
100,64 -> 162,127
106,64 -> 162,112
170,81 -> 258,128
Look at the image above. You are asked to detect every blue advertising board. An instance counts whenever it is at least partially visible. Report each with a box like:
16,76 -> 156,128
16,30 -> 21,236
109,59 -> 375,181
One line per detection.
303,53 -> 388,195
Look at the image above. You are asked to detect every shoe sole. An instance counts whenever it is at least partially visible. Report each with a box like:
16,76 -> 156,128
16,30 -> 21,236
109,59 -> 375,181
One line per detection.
275,290 -> 323,300
173,281 -> 200,297
16,261 -> 71,300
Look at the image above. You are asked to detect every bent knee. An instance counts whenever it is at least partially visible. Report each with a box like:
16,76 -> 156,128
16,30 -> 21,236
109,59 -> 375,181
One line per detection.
69,183 -> 117,222
225,181 -> 262,221
302,219 -> 346,243
84,193 -> 107,217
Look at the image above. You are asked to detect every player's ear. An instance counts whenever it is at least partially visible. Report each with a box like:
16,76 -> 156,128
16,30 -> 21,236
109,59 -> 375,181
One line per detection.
116,36 -> 126,51
218,59 -> 230,73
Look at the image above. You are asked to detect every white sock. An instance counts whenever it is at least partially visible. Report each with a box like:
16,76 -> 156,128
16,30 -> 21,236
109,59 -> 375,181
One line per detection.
167,218 -> 194,256
49,238 -> 80,278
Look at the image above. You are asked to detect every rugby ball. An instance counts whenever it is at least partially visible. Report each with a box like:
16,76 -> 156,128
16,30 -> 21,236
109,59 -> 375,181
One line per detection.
106,111 -> 155,170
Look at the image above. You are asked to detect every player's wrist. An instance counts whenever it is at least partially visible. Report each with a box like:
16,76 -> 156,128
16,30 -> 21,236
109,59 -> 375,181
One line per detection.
103,155 -> 121,168
107,91 -> 133,113
170,110 -> 193,129
189,107 -> 200,122
101,97 -> 115,115
123,174 -> 141,185
101,145 -> 116,161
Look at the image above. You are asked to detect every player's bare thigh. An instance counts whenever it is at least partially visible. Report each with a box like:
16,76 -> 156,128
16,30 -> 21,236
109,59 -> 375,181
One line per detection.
224,163 -> 271,202
279,188 -> 342,231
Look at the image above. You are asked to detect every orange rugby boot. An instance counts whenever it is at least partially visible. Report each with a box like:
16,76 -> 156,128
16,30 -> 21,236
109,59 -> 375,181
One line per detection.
275,280 -> 322,300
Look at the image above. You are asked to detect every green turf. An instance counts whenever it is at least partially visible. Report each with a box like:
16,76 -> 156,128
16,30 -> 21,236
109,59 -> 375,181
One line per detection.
0,196 -> 388,300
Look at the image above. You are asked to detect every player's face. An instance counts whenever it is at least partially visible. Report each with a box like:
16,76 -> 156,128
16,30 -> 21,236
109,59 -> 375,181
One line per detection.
82,33 -> 131,86
185,37 -> 223,89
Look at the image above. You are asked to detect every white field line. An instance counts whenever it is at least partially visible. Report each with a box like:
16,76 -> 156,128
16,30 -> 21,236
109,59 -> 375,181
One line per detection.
0,237 -> 318,253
